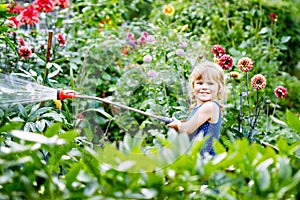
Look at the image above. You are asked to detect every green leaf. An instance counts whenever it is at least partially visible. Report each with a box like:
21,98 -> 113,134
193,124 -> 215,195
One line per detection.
0,122 -> 23,133
277,170 -> 300,199
278,157 -> 292,182
35,120 -> 46,132
47,69 -> 61,79
18,104 -> 27,118
256,169 -> 271,192
167,51 -> 175,57
0,35 -> 19,58
34,52 -> 46,62
42,112 -> 64,122
102,72 -> 111,81
83,127 -> 94,142
28,107 -> 52,121
46,62 -> 63,71
122,133 -> 132,152
286,109 -> 300,133
59,129 -> 79,143
83,108 -> 113,120
29,104 -> 40,116
256,158 -> 273,171
65,163 -> 82,188
276,137 -> 289,153
0,108 -> 4,118
281,36 -> 291,43
117,160 -> 136,171
258,27 -> 270,35
45,122 -> 62,137
52,57 -> 68,63
11,130 -> 66,145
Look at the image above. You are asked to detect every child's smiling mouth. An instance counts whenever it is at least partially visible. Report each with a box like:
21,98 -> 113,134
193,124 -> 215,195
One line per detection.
199,91 -> 210,95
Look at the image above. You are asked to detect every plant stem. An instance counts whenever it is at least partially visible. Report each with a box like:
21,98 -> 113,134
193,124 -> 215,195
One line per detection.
268,98 -> 278,128
163,83 -> 170,114
238,82 -> 244,135
229,76 -> 237,108
264,100 -> 271,140
246,72 -> 251,116
79,46 -> 92,88
251,90 -> 260,131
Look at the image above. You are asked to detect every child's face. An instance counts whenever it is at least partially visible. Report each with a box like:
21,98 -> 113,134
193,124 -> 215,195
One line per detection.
193,78 -> 219,104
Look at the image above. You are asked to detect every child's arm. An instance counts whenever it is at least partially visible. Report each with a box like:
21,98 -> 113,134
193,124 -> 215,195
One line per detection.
167,101 -> 215,134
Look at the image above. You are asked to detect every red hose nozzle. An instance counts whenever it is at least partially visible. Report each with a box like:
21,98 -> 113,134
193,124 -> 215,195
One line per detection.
57,90 -> 77,100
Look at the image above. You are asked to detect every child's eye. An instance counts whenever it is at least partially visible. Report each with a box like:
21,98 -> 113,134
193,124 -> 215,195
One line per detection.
209,82 -> 215,85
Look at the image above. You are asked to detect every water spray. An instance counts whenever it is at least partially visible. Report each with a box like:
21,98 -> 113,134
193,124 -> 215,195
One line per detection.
0,73 -> 173,123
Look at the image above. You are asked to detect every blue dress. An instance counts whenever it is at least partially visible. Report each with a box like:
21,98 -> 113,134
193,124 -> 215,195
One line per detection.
187,101 -> 222,156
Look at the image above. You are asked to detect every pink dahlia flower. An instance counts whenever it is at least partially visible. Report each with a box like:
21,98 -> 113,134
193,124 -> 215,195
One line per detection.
139,36 -> 147,44
146,35 -> 155,43
251,74 -> 266,90
274,86 -> 288,98
176,49 -> 185,56
180,42 -> 188,48
126,32 -> 134,40
238,57 -> 254,72
143,54 -> 152,63
141,31 -> 149,38
147,70 -> 157,78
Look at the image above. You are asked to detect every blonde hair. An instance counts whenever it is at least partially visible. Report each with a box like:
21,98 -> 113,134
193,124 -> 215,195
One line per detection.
189,61 -> 226,111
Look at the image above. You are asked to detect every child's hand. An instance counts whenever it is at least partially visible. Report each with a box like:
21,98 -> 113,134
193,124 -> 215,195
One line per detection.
167,117 -> 181,131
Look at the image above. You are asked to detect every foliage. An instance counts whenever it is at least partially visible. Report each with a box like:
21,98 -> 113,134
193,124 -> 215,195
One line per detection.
0,123 -> 299,199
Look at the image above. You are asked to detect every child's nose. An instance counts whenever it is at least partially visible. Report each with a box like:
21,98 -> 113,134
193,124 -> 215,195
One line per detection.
201,83 -> 209,88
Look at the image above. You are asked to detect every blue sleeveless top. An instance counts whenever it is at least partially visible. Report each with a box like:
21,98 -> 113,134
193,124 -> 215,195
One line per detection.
187,101 -> 222,156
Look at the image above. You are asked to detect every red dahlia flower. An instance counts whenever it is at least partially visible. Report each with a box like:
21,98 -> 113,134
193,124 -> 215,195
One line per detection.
7,3 -> 24,14
33,0 -> 55,13
19,46 -> 32,59
269,13 -> 278,22
274,86 -> 288,98
57,0 -> 69,9
251,74 -> 266,90
18,37 -> 26,46
218,54 -> 233,70
212,44 -> 225,58
5,20 -> 17,28
20,5 -> 40,25
56,33 -> 66,46
5,17 -> 22,28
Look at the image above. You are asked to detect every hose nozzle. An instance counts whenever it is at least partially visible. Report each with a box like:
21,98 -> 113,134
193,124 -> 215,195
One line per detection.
57,90 -> 77,100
